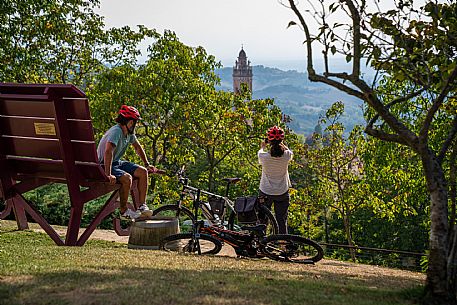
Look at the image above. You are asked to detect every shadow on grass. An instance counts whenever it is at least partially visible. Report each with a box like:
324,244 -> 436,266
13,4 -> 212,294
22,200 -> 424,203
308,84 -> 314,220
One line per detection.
0,228 -> 424,305
0,264 -> 422,305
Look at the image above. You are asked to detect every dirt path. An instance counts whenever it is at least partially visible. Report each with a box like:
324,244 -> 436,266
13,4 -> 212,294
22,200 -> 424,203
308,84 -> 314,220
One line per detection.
0,219 -> 426,285
1,220 -> 426,287
1,220 -> 236,256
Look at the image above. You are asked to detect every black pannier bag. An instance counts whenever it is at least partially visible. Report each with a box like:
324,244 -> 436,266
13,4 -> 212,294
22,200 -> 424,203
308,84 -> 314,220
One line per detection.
208,196 -> 225,217
235,196 -> 258,223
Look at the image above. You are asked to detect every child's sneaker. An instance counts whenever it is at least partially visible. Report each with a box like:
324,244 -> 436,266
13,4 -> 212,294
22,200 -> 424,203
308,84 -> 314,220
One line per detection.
137,204 -> 153,217
138,203 -> 150,212
120,208 -> 141,220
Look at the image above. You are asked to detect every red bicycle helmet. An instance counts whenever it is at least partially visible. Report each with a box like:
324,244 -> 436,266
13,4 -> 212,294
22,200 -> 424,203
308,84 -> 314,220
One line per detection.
119,105 -> 141,120
267,126 -> 285,141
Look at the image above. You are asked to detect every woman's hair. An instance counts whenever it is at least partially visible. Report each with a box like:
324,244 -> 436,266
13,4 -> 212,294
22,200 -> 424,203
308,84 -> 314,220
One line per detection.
116,114 -> 130,125
269,139 -> 285,157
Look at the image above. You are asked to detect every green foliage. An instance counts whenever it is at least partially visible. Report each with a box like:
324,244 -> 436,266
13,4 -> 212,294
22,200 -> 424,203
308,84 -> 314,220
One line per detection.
22,184 -> 115,229
298,102 -> 374,252
23,184 -> 71,226
0,0 -> 157,85
88,30 -> 292,203
369,2 -> 457,95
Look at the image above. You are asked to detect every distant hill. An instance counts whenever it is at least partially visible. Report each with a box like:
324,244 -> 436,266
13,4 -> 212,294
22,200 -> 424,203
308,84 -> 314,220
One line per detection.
215,65 -> 365,136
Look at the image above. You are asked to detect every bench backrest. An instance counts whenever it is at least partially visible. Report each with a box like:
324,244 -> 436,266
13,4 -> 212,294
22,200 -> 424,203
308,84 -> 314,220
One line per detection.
0,83 -> 106,186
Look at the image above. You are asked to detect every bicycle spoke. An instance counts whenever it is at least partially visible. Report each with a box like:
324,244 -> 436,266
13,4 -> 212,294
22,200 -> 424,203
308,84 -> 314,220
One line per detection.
160,233 -> 222,255
262,234 -> 323,263
153,205 -> 195,233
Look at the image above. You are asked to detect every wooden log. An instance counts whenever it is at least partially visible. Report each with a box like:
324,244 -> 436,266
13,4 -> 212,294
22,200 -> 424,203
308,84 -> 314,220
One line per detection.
128,216 -> 179,250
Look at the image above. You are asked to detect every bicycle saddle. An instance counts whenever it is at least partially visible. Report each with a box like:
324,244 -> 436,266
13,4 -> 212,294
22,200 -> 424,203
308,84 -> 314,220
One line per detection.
240,224 -> 267,233
223,177 -> 242,184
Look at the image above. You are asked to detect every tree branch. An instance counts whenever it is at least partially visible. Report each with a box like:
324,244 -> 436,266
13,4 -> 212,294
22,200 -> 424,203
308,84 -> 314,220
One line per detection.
365,125 -> 409,146
288,0 -> 315,76
420,65 -> 457,142
342,0 -> 361,77
367,88 -> 427,128
324,72 -> 351,80
309,73 -> 365,99
437,115 -> 457,164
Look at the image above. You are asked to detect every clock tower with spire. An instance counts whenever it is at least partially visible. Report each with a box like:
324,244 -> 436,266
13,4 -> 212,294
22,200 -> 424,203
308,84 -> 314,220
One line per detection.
232,46 -> 253,94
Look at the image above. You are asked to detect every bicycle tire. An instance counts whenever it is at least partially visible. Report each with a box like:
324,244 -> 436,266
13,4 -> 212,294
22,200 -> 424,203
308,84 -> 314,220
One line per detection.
160,233 -> 222,255
261,234 -> 324,263
227,204 -> 279,235
152,205 -> 195,233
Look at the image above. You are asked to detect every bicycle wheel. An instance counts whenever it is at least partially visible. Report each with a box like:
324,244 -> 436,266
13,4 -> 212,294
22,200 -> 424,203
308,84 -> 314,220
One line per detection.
160,233 -> 222,255
261,234 -> 324,263
227,205 -> 279,235
152,205 -> 195,233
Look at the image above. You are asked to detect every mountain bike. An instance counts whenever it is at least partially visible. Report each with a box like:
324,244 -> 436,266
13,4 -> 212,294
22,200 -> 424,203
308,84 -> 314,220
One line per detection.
152,168 -> 279,234
159,184 -> 324,264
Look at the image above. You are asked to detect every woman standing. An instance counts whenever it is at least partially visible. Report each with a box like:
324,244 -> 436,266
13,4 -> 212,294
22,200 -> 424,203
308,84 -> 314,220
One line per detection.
258,126 -> 293,234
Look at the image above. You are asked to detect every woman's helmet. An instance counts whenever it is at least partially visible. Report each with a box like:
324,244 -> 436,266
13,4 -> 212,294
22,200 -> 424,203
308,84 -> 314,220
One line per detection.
267,126 -> 285,141
119,105 -> 141,120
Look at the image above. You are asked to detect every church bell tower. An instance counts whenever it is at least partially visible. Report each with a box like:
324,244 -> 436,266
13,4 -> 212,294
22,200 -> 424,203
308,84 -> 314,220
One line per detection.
232,47 -> 253,94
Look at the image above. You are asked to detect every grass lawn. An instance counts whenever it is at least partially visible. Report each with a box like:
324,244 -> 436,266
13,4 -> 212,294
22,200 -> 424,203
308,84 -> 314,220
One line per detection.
0,220 -> 425,305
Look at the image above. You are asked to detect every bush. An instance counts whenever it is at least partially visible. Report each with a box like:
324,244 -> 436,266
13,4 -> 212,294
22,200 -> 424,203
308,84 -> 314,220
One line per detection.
22,184 -> 115,229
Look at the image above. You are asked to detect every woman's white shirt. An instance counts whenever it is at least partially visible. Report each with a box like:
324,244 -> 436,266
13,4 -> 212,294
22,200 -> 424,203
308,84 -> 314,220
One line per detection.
258,148 -> 293,195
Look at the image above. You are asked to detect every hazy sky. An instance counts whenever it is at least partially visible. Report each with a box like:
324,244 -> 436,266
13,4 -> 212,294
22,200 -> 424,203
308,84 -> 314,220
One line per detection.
97,0 -> 308,69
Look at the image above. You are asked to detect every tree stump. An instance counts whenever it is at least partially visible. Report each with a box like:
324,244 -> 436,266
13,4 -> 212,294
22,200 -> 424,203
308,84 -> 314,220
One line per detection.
128,216 -> 179,250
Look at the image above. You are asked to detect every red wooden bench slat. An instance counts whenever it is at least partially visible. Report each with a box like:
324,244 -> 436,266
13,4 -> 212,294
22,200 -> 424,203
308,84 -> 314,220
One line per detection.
2,136 -> 62,159
1,116 -> 96,142
0,98 -> 91,120
9,158 -> 66,180
0,99 -> 55,117
0,83 -> 85,98
2,138 -> 99,164
77,163 -> 108,182
67,120 -> 96,141
71,141 -> 98,163
0,116 -> 58,140
7,156 -> 106,182
63,98 -> 92,120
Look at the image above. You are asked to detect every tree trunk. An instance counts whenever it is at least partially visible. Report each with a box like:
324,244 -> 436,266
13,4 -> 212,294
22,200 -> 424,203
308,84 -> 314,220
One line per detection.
342,214 -> 356,261
208,165 -> 214,192
448,225 -> 457,302
324,206 -> 330,244
448,147 -> 457,298
420,148 -> 455,304
449,148 -> 456,232
206,147 -> 217,192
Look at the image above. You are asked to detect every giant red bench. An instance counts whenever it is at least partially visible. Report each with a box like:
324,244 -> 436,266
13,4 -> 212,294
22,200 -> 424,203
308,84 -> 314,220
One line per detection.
0,83 -> 139,246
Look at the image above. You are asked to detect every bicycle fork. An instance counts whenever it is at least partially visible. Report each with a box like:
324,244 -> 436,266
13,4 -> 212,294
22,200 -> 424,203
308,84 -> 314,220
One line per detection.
192,189 -> 202,255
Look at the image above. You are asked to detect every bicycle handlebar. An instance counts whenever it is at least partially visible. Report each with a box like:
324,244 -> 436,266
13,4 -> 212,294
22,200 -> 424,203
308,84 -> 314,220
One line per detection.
177,167 -> 226,201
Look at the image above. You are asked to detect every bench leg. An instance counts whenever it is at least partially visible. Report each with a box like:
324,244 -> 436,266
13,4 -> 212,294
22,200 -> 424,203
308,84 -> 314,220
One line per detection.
0,199 -> 13,220
13,194 -> 64,245
66,204 -> 84,246
71,182 -> 140,244
76,190 -> 119,246
11,197 -> 29,230
113,218 -> 131,236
